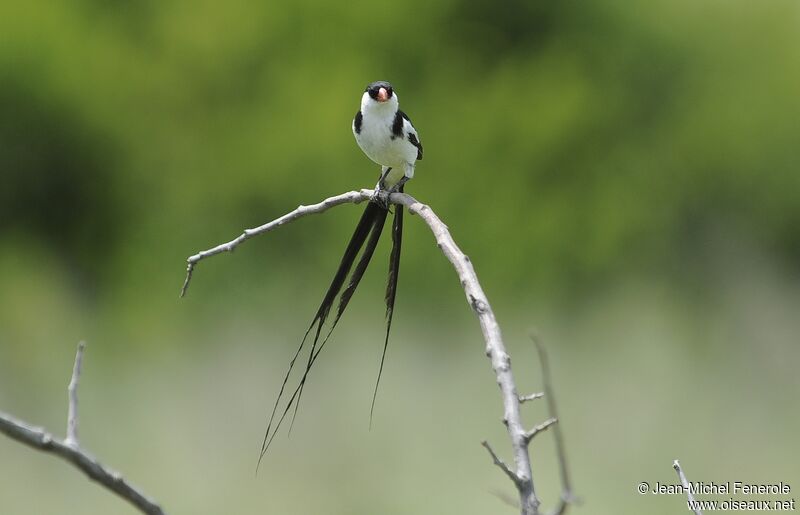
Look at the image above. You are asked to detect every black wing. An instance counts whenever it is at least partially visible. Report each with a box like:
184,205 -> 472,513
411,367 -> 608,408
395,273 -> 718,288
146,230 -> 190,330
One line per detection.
407,131 -> 423,161
401,111 -> 423,161
393,110 -> 423,161
353,110 -> 363,134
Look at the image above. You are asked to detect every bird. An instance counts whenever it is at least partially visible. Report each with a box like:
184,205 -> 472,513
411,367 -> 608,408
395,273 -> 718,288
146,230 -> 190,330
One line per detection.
258,81 -> 423,464
353,80 -> 423,199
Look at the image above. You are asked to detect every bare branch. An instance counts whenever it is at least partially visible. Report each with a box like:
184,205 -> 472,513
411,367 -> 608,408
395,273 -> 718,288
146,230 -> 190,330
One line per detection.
0,343 -> 165,515
180,189 -> 369,297
183,189 -> 543,514
673,460 -> 702,515
534,336 -> 576,515
482,440 -> 522,486
523,417 -> 557,444
66,341 -> 85,447
394,193 -> 542,514
519,392 -> 544,404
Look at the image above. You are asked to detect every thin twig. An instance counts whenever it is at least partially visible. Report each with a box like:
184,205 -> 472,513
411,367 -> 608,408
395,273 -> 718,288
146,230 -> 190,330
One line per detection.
533,336 -> 576,515
519,392 -> 544,404
523,417 -> 557,444
482,440 -> 522,486
0,343 -> 165,515
673,460 -> 702,515
66,341 -> 85,447
183,189 -> 542,514
180,190 -> 368,297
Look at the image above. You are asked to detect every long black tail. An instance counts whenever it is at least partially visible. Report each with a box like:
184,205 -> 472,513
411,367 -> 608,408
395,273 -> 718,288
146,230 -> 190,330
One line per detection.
258,201 -> 388,467
370,185 -> 403,427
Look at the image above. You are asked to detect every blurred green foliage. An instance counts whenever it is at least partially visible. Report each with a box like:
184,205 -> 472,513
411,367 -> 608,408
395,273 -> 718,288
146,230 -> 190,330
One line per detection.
1,2 -> 799,514
2,0 -> 798,312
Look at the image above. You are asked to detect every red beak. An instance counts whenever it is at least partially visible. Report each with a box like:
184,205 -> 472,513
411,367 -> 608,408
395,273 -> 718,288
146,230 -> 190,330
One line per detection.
377,87 -> 389,102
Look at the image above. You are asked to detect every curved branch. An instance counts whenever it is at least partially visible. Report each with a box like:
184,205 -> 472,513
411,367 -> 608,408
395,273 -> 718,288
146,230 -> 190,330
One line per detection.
0,343 -> 165,515
392,193 -> 542,513
181,190 -> 369,297
182,189 -> 542,513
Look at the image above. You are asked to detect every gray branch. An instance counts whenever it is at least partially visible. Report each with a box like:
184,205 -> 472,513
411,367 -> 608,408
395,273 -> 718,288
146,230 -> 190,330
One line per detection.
182,189 -> 544,514
181,189 -> 369,297
533,337 -> 576,515
482,440 -> 522,486
0,342 -> 165,515
523,417 -> 557,444
519,392 -> 544,404
673,459 -> 702,515
65,340 -> 85,447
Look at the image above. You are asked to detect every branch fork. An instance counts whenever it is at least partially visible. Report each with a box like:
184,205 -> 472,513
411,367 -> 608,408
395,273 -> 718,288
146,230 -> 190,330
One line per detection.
482,440 -> 524,487
481,336 -> 576,515
523,417 -> 558,444
0,342 -> 165,515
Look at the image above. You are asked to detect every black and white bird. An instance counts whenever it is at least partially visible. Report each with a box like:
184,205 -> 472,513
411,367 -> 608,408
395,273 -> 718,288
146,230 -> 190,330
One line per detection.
353,80 -> 423,197
259,81 -> 423,463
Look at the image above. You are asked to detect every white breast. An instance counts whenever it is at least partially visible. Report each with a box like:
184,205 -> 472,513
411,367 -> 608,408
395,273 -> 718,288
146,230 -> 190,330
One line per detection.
353,106 -> 418,170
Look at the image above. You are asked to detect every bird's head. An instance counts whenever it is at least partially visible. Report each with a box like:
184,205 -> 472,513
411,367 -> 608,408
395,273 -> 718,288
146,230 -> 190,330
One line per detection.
362,81 -> 397,109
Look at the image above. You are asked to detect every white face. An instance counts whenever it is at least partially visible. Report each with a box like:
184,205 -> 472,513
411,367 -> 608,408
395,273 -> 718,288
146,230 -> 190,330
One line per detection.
362,82 -> 399,111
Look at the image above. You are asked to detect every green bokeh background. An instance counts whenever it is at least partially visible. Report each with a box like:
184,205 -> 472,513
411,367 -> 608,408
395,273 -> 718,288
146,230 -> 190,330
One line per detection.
1,1 -> 798,513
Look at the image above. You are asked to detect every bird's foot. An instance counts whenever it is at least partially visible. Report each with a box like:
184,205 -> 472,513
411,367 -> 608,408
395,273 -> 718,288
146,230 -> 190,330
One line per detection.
386,176 -> 408,195
371,184 -> 391,210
